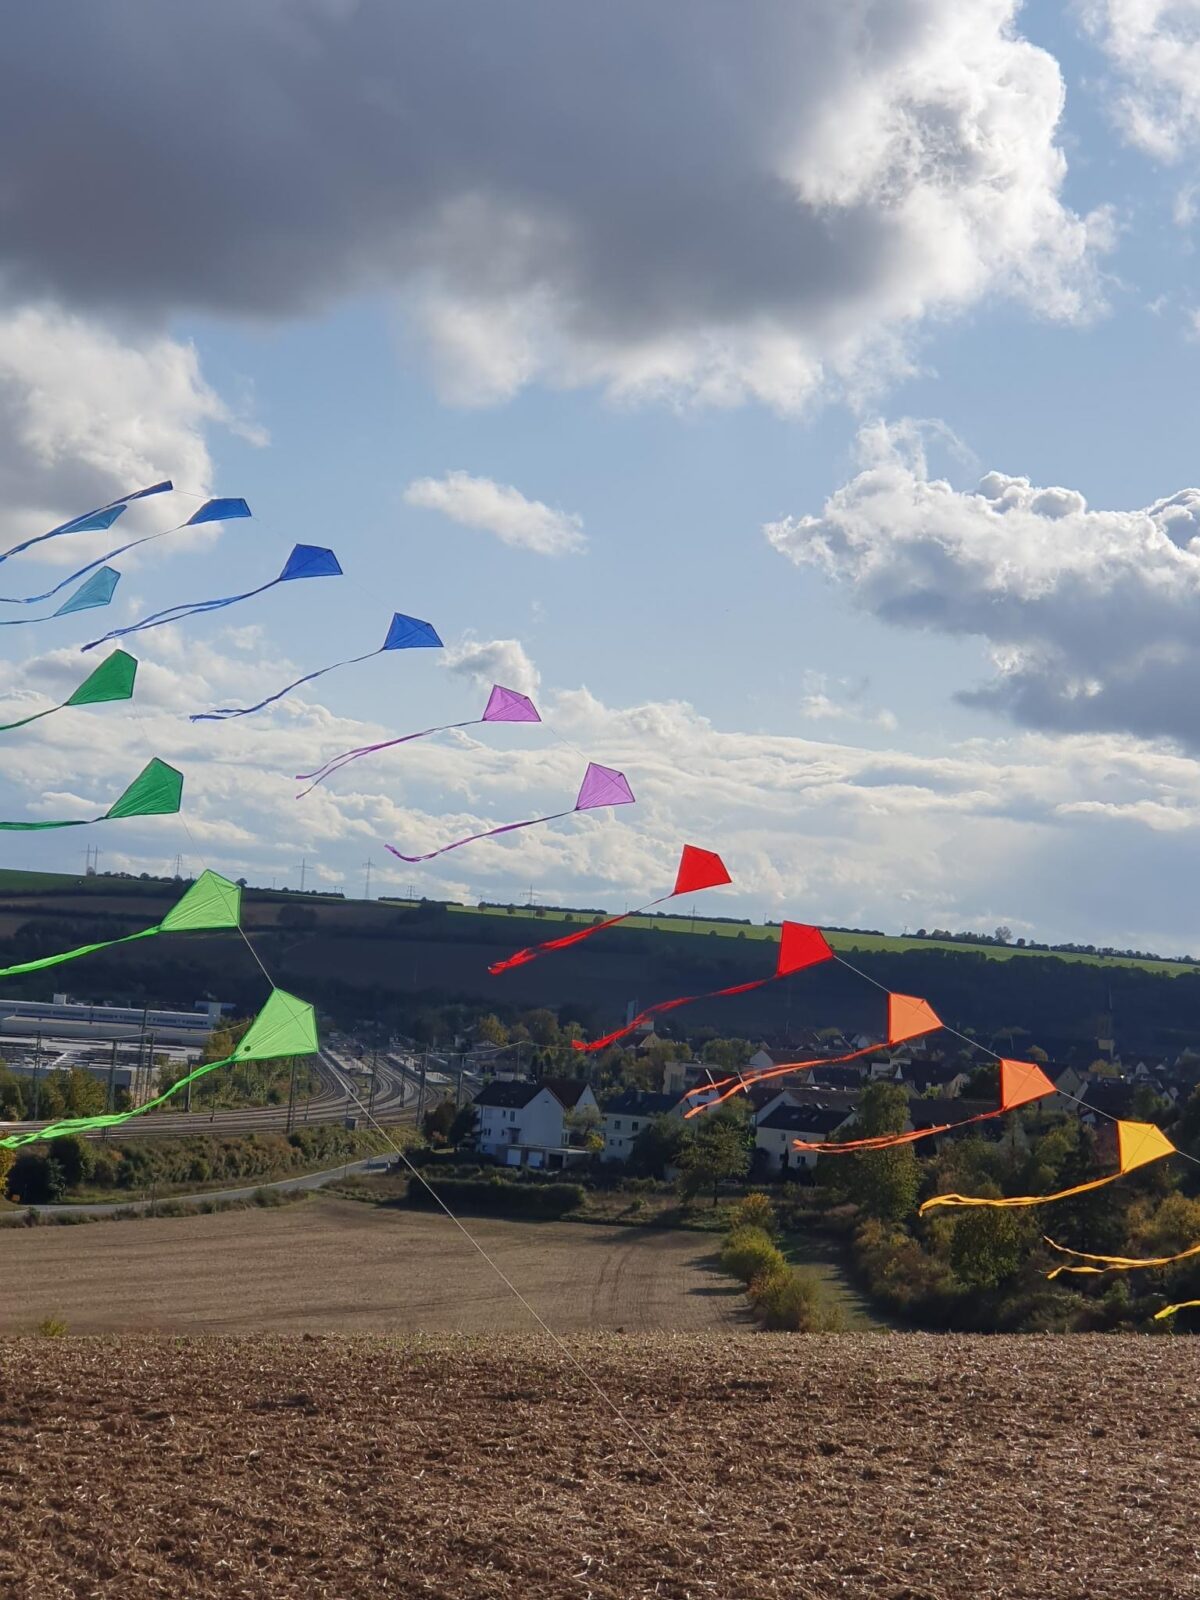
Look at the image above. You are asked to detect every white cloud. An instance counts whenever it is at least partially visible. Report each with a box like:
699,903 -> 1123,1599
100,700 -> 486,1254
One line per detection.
443,636 -> 541,698
0,3 -> 1104,413
0,306 -> 240,559
1079,0 -> 1200,162
404,472 -> 585,556
766,420 -> 1200,749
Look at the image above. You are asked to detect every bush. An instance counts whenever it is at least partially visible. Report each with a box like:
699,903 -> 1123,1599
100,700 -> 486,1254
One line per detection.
719,1225 -> 786,1286
749,1266 -> 846,1332
6,1152 -> 66,1205
730,1192 -> 777,1236
403,1176 -> 584,1218
37,1315 -> 68,1338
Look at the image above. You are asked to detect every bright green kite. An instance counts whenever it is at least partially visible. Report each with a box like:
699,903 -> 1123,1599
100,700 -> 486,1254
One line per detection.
0,757 -> 182,830
0,869 -> 239,982
1,988 -> 319,1149
0,650 -> 137,735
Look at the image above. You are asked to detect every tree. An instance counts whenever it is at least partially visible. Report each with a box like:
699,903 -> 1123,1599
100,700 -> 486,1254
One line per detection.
6,1151 -> 65,1205
48,1134 -> 93,1189
449,1105 -> 477,1147
949,1208 -> 1028,1289
423,1099 -> 457,1144
0,1146 -> 13,1193
702,1038 -> 751,1072
564,1104 -> 604,1152
846,1082 -> 918,1221
676,1108 -> 750,1204
630,1114 -> 690,1178
519,1009 -> 560,1047
475,1013 -> 510,1047
994,926 -> 1013,945
0,1065 -> 25,1120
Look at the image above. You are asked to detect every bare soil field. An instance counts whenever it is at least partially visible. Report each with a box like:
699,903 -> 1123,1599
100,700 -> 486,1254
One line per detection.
0,1197 -> 747,1335
1,1333 -> 1197,1600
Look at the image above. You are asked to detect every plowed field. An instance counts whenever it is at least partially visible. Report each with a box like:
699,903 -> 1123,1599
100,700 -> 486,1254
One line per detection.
1,1333 -> 1197,1599
0,1197 -> 747,1335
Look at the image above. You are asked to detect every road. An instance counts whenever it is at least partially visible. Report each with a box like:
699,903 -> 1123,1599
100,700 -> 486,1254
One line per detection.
19,1155 -> 399,1217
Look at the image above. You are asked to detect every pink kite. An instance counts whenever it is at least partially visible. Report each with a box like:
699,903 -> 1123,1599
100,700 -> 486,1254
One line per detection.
489,844 -> 731,974
295,684 -> 540,798
571,920 -> 835,1054
386,761 -> 634,863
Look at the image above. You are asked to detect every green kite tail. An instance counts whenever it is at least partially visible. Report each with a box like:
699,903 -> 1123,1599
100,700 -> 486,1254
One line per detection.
0,989 -> 318,1150
0,757 -> 182,830
0,869 -> 240,982
0,650 -> 137,735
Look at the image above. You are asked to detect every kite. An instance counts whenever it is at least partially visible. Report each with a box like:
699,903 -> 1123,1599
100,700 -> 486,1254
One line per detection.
295,682 -> 540,798
0,567 -> 120,626
387,760 -> 634,864
572,921 -> 839,1055
0,650 -> 137,734
788,1058 -> 1056,1151
489,845 -> 731,975
191,611 -> 443,724
0,870 -> 239,982
0,481 -> 172,567
0,988 -> 317,1149
679,989 -> 945,1115
918,1119 -> 1176,1213
0,758 -> 182,831
0,496 -> 250,608
80,543 -> 341,652
1043,1235 -> 1200,1279
1154,1300 -> 1200,1321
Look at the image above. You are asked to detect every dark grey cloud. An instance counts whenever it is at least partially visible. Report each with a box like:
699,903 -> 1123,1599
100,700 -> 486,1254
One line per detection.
0,0 -> 1098,407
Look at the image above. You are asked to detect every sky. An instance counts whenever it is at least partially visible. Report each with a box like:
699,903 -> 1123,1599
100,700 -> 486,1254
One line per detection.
1,0 -> 1199,953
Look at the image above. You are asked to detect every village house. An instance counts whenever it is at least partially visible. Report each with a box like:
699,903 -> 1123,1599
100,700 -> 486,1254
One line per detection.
891,1060 -> 969,1097
754,1103 -> 856,1173
473,1078 -> 596,1169
600,1088 -> 688,1163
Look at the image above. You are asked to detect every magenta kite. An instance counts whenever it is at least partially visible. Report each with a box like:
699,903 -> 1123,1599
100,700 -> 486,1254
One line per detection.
295,683 -> 541,798
386,760 -> 634,863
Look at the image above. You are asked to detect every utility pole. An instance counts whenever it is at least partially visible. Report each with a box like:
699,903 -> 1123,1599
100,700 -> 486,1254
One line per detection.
32,1033 -> 41,1120
107,1038 -> 118,1113
295,858 -> 309,892
417,1054 -> 427,1128
362,858 -> 374,900
286,1056 -> 298,1133
172,853 -> 183,879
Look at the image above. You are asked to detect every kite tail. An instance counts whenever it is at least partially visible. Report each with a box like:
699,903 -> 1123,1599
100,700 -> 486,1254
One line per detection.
0,924 -> 158,981
488,894 -> 671,975
295,718 -> 482,797
0,526 -> 178,606
1043,1236 -> 1200,1278
1155,1300 -> 1200,1320
81,578 -> 276,651
385,808 -> 572,864
0,703 -> 59,734
191,649 -> 379,722
571,977 -> 771,1055
0,1046 -> 239,1149
919,1171 -> 1123,1215
0,481 -> 170,565
679,1039 -> 886,1118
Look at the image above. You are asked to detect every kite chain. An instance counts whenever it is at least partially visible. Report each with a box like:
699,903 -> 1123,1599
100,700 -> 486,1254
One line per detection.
832,951 -> 1200,1172
122,685 -> 712,1522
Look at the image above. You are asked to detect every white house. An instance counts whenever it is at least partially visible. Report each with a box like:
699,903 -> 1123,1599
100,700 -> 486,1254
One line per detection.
474,1080 -> 571,1168
754,1103 -> 856,1173
601,1089 -> 688,1163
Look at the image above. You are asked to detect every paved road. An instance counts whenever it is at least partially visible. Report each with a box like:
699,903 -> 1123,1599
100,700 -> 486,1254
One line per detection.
20,1155 -> 401,1218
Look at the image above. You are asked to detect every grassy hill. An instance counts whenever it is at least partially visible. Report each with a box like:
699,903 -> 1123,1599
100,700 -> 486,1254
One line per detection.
0,869 -> 1198,1052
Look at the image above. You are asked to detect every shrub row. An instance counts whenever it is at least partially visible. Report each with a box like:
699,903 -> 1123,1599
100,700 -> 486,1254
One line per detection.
403,1175 -> 584,1218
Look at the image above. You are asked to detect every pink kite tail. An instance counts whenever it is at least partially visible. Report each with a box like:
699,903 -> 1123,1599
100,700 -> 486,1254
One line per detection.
385,809 -> 572,864
295,718 -> 480,798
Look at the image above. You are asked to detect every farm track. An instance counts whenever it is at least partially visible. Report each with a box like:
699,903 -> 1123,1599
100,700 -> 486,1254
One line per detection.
1,1332 -> 1197,1598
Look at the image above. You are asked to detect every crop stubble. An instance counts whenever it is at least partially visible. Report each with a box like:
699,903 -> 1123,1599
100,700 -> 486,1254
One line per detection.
0,1332 -> 1197,1599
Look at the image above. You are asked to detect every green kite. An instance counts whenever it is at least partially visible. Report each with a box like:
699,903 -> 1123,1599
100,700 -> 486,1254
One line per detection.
0,757 -> 182,830
0,650 -> 137,735
1,988 -> 319,1149
0,869 -> 239,982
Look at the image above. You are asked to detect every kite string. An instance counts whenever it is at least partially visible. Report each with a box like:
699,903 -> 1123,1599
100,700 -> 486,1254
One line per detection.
832,950 -> 1200,1173
116,696 -> 710,1514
